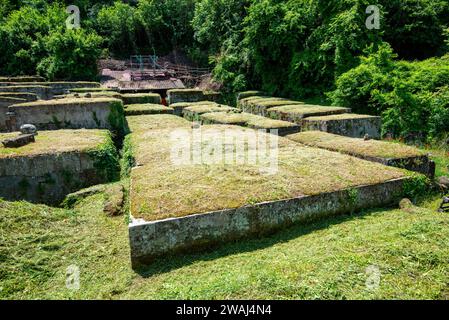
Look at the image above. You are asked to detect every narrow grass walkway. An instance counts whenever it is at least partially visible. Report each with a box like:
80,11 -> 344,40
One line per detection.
1,189 -> 448,300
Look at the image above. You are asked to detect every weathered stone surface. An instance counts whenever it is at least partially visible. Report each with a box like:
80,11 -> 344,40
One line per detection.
437,176 -> 449,190
267,105 -> 351,123
125,104 -> 174,116
237,91 -> 266,103
439,196 -> 449,212
301,114 -> 382,139
203,91 -> 221,102
0,82 -> 100,98
122,93 -> 161,105
0,129 -> 119,204
0,92 -> 37,102
129,177 -> 408,267
7,98 -> 124,132
168,89 -> 204,105
0,85 -> 52,99
1,134 -> 35,148
20,124 -> 37,135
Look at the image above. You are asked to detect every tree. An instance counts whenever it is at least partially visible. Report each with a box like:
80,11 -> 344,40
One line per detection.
97,1 -> 139,58
37,28 -> 103,80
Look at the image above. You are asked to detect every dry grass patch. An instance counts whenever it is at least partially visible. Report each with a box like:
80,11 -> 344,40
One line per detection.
201,112 -> 255,125
122,93 -> 161,105
268,105 -> 351,122
125,104 -> 174,116
0,129 -> 109,158
126,114 -> 191,133
287,131 -> 426,159
246,117 -> 298,129
184,104 -> 238,115
129,126 -> 406,221
200,112 -> 296,130
11,97 -> 122,108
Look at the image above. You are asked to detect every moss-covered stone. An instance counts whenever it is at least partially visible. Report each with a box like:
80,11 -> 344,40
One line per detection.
0,129 -> 120,204
301,113 -> 382,139
168,89 -> 204,105
9,98 -> 126,134
62,91 -> 123,99
121,93 -> 162,105
128,125 -> 406,221
126,114 -> 191,133
70,87 -> 115,93
237,90 -> 267,101
125,104 -> 174,116
286,131 -> 435,177
0,92 -> 38,101
267,105 -> 351,123
203,91 -> 221,102
183,104 -> 239,121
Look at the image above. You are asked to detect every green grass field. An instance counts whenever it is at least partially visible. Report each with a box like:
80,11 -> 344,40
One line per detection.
1,134 -> 448,300
1,187 -> 448,300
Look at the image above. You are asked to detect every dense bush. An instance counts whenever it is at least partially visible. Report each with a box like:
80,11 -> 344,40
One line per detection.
137,0 -> 196,54
193,0 -> 449,97
0,3 -> 103,80
329,44 -> 449,140
37,29 -> 103,80
382,0 -> 449,60
97,1 -> 139,58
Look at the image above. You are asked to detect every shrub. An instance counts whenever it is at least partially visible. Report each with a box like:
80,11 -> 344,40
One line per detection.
329,44 -> 449,140
96,1 -> 139,58
37,29 -> 103,81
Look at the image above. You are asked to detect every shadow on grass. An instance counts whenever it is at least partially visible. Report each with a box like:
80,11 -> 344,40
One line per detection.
135,206 -> 392,278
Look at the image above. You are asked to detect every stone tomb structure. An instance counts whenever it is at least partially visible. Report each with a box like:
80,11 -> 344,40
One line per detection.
287,131 -> 436,178
238,95 -> 381,139
6,98 -> 125,132
0,129 -> 119,204
125,114 -> 411,267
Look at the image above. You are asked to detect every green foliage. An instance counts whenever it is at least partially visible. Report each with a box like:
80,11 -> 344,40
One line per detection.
382,0 -> 449,60
0,3 -> 102,80
37,29 -> 103,81
87,132 -> 120,182
107,101 -> 127,138
120,135 -> 135,178
403,173 -> 431,201
96,1 -> 139,58
193,0 -> 449,99
137,0 -> 196,53
329,44 -> 449,140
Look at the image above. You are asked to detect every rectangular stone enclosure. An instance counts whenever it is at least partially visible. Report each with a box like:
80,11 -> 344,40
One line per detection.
301,114 -> 382,139
287,131 -> 436,178
6,98 -> 125,133
0,130 -> 119,204
130,177 -> 407,267
125,117 -> 409,267
168,89 -> 205,105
